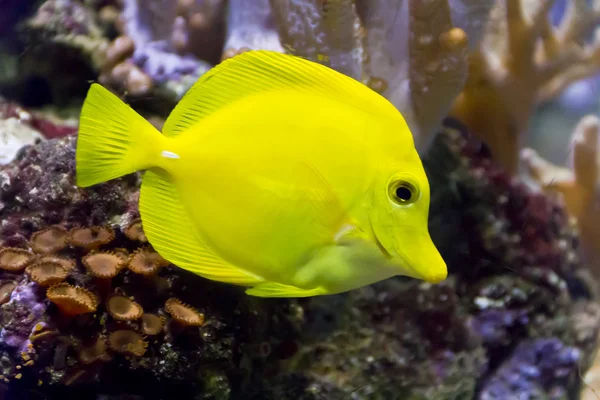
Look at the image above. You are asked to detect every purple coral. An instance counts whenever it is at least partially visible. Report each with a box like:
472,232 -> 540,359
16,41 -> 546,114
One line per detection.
0,283 -> 47,353
120,0 -> 217,84
479,338 -> 581,399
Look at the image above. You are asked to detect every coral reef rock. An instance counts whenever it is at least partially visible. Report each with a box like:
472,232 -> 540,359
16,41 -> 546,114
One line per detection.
0,98 -> 77,166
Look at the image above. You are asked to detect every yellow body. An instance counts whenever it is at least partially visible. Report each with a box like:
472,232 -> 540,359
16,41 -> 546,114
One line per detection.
75,50 -> 447,297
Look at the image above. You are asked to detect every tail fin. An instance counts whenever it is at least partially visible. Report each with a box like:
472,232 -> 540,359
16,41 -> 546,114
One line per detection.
76,83 -> 164,187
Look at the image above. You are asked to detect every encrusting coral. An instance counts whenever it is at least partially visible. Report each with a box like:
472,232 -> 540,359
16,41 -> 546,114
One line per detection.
451,0 -> 600,174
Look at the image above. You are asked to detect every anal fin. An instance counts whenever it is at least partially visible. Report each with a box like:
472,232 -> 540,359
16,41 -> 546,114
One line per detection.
140,169 -> 263,286
246,282 -> 327,298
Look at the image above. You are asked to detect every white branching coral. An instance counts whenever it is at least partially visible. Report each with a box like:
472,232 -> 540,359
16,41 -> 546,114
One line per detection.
223,0 -> 284,60
270,0 -> 364,80
269,0 -> 490,150
451,0 -> 600,174
359,0 -> 472,150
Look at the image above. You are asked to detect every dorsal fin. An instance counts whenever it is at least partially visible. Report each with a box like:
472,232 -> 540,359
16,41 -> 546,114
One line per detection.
161,50 -> 402,137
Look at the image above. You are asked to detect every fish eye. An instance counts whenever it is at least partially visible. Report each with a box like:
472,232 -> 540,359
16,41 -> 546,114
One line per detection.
389,180 -> 419,205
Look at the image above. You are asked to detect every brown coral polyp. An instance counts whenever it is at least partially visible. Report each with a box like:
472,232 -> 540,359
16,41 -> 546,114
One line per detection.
82,252 -> 126,279
68,226 -> 115,250
106,295 -> 143,321
128,248 -> 167,276
27,261 -> 69,287
46,283 -> 99,316
124,219 -> 147,242
30,225 -> 68,254
165,298 -> 204,326
0,281 -> 17,305
108,330 -> 147,356
0,248 -> 35,271
78,336 -> 111,364
37,255 -> 76,271
141,313 -> 166,336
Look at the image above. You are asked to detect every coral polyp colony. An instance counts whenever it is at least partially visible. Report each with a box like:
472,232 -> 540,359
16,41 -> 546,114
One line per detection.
0,220 -> 214,388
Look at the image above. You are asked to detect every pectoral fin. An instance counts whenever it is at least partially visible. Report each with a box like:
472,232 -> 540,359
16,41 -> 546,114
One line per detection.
140,169 -> 264,286
246,282 -> 327,298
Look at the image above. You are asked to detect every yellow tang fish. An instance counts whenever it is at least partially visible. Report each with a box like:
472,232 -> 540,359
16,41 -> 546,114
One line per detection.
75,50 -> 447,298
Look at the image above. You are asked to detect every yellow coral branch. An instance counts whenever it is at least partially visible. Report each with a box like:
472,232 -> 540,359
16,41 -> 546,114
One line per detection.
451,0 -> 600,174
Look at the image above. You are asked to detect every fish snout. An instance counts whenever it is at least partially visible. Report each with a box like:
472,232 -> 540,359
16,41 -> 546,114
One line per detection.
394,234 -> 447,284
